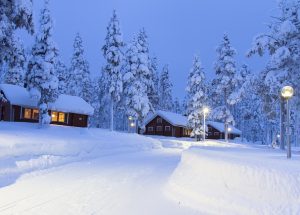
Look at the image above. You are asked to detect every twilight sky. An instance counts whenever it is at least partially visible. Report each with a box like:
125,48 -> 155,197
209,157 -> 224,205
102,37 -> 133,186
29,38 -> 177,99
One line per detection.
23,0 -> 277,99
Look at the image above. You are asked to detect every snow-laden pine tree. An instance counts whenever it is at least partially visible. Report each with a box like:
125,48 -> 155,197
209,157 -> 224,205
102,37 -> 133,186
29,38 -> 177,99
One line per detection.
55,59 -> 68,94
149,56 -> 160,111
173,97 -> 182,114
211,34 -> 237,142
248,0 -> 300,145
0,0 -> 33,67
158,65 -> 173,111
102,10 -> 125,131
228,64 -> 263,142
68,33 -> 91,102
4,34 -> 26,86
26,0 -> 58,127
123,35 -> 151,126
186,55 -> 207,138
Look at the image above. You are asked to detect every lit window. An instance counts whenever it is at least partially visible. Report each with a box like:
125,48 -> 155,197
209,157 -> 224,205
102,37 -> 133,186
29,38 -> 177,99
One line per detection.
51,111 -> 58,122
148,127 -> 153,132
58,112 -> 65,123
165,126 -> 171,131
24,108 -> 32,119
32,109 -> 39,120
157,126 -> 163,131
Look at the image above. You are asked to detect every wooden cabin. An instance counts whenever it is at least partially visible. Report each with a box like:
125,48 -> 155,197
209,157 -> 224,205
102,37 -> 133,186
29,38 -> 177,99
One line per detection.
0,84 -> 94,128
206,121 -> 241,139
144,110 -> 241,139
144,111 -> 192,138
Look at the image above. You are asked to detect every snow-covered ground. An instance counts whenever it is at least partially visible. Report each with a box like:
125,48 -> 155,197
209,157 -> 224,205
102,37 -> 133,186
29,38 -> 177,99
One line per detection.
0,122 -> 160,187
0,122 -> 299,214
165,142 -> 300,215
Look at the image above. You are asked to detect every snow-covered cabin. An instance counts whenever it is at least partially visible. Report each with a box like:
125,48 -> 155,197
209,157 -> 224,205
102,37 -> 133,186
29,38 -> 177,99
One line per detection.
0,84 -> 94,128
206,121 -> 241,139
144,111 -> 192,137
144,110 -> 241,139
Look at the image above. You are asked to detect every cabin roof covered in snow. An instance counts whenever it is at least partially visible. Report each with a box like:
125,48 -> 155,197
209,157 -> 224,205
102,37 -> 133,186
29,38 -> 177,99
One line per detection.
145,110 -> 188,127
0,84 -> 94,115
207,121 -> 242,135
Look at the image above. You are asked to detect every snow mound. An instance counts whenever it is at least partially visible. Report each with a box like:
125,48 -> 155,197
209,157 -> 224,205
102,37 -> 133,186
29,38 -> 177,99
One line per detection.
0,122 -> 161,187
165,146 -> 300,215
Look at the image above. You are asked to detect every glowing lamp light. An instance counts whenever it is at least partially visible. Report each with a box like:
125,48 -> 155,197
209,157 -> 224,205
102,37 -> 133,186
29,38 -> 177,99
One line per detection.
130,122 -> 135,127
228,127 -> 232,132
281,86 -> 294,100
128,116 -> 133,120
203,107 -> 210,114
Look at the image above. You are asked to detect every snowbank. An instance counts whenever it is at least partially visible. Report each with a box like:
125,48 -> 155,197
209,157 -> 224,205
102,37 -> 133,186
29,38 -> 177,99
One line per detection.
165,145 -> 300,215
0,122 -> 161,187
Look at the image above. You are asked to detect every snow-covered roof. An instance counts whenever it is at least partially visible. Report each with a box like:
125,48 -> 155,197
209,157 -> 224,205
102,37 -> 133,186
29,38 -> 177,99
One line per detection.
207,121 -> 242,135
145,110 -> 188,127
0,84 -> 94,115
0,84 -> 37,107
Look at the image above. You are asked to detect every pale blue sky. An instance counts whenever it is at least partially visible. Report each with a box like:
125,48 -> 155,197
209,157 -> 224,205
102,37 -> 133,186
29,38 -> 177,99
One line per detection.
23,0 -> 276,99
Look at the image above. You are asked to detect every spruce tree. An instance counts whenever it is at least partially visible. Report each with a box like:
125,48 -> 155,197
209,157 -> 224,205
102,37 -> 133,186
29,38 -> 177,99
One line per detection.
102,10 -> 125,131
123,35 -> 151,126
248,0 -> 300,145
186,55 -> 207,137
5,34 -> 26,86
158,65 -> 173,111
173,97 -> 182,114
55,59 -> 68,94
149,56 -> 160,111
68,33 -> 91,101
26,0 -> 58,127
0,0 -> 33,66
212,34 -> 237,141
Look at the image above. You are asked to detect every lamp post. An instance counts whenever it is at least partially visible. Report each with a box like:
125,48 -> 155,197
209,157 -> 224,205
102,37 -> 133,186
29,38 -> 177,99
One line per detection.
203,107 -> 210,142
281,86 -> 294,159
128,116 -> 133,133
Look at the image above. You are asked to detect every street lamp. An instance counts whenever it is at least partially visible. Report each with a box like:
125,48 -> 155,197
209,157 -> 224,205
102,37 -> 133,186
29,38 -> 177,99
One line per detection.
281,86 -> 294,159
203,107 -> 210,142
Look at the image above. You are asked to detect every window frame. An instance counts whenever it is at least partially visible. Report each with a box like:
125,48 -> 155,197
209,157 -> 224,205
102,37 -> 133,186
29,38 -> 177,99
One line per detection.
156,126 -> 163,132
157,117 -> 162,124
165,126 -> 171,132
51,111 -> 66,123
23,108 -> 39,120
148,126 -> 154,132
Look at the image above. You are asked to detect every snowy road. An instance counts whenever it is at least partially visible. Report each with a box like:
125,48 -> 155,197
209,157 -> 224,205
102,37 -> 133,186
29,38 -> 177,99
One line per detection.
0,148 -> 201,215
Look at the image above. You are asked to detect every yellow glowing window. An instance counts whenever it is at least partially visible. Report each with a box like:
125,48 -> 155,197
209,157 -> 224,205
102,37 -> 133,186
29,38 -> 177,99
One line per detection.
32,109 -> 39,120
24,108 -> 32,119
58,112 -> 65,123
51,111 -> 58,122
51,111 -> 66,123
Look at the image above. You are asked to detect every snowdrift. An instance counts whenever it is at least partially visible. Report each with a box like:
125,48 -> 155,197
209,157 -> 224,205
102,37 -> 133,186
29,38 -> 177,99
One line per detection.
0,122 -> 161,187
165,146 -> 300,215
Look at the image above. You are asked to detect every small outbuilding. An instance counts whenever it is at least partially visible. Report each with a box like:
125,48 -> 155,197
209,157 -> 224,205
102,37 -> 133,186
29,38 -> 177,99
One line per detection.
143,110 -> 241,139
0,84 -> 94,128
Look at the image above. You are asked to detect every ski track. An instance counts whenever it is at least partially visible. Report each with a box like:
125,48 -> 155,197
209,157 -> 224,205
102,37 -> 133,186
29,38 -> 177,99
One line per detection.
0,148 -> 202,215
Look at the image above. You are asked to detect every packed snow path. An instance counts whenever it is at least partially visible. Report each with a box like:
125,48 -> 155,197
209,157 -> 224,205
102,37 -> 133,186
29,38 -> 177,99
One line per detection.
0,149 -> 201,215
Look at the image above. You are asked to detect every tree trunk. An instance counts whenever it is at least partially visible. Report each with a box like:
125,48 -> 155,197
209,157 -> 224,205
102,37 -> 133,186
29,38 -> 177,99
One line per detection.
110,100 -> 114,131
